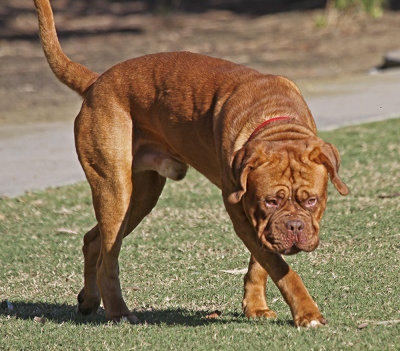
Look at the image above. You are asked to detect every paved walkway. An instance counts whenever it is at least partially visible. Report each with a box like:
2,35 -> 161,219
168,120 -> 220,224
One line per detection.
1,68 -> 399,197
304,68 -> 400,130
0,122 -> 84,197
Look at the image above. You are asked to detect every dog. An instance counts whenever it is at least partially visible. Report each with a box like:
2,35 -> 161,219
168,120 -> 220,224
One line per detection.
34,0 -> 348,327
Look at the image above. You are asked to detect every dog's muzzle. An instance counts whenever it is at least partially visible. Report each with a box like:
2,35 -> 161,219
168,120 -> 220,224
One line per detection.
262,216 -> 319,255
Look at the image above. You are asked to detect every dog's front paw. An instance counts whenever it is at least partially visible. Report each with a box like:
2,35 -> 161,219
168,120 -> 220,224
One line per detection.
294,312 -> 327,328
77,288 -> 101,315
243,299 -> 277,319
245,307 -> 277,319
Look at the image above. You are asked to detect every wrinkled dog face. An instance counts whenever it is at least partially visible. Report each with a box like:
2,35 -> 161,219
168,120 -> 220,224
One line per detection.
244,155 -> 328,255
228,138 -> 348,255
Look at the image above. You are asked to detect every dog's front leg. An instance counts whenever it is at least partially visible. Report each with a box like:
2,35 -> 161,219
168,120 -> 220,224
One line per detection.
257,252 -> 326,328
245,240 -> 326,327
224,201 -> 326,328
242,254 -> 277,319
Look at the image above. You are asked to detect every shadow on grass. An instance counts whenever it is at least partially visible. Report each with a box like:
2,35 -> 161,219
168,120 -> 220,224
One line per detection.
1,300 -> 292,327
0,300 -> 104,325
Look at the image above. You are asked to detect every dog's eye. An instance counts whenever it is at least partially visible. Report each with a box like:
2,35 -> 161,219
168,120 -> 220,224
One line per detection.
265,199 -> 278,208
305,197 -> 317,208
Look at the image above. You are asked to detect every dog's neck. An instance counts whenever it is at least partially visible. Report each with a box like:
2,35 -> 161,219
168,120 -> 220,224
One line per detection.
233,117 -> 316,153
247,117 -> 292,141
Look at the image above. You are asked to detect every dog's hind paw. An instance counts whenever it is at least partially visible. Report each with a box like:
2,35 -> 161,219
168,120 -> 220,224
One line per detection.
76,288 -> 101,315
106,312 -> 139,325
120,313 -> 139,324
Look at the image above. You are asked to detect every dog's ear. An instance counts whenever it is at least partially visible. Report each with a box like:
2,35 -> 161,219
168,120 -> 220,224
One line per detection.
227,143 -> 267,204
311,142 -> 349,196
227,148 -> 250,204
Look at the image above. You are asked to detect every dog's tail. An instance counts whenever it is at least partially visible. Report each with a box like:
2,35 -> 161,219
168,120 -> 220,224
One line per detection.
33,0 -> 99,97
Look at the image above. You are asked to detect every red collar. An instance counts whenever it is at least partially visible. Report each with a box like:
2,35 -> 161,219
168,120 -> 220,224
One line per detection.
247,117 -> 291,141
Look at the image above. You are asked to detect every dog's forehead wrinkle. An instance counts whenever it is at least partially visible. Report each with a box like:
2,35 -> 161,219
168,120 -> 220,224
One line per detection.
253,161 -> 319,202
251,148 -> 313,188
266,149 -> 309,185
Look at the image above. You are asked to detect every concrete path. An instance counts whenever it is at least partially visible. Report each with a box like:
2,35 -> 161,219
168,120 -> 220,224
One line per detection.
304,68 -> 400,130
1,68 -> 400,197
0,122 -> 85,197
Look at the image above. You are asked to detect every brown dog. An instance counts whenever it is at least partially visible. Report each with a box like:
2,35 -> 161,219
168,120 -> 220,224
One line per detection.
34,0 -> 348,327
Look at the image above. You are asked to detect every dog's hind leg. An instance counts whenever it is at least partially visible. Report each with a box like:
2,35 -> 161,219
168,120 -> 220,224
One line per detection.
124,170 -> 166,234
77,224 -> 102,315
77,171 -> 166,320
75,105 -> 166,322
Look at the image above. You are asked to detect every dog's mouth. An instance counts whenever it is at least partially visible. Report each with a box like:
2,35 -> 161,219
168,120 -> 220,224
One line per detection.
280,244 -> 302,255
261,236 -> 305,255
260,218 -> 319,255
262,236 -> 319,255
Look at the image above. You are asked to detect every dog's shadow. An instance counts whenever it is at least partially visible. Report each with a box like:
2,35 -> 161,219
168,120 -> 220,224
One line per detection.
0,300 -> 228,326
0,300 -> 292,327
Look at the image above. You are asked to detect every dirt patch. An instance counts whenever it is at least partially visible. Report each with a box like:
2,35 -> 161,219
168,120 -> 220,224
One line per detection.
0,0 -> 399,125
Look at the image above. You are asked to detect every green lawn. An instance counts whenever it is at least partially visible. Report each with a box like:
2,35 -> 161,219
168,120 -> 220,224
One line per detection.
1,118 -> 399,350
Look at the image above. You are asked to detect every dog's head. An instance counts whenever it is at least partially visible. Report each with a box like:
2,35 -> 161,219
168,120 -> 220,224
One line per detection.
227,137 -> 348,255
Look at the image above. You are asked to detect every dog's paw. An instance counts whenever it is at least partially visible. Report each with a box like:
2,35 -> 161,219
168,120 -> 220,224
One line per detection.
244,307 -> 277,319
242,297 -> 277,320
294,313 -> 327,328
120,313 -> 140,324
77,289 -> 101,315
108,312 -> 139,325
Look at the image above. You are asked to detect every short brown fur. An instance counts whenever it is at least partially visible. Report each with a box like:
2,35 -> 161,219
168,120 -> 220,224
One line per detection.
34,0 -> 348,327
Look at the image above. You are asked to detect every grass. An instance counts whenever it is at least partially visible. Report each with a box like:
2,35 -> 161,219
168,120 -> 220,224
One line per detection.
1,118 -> 400,350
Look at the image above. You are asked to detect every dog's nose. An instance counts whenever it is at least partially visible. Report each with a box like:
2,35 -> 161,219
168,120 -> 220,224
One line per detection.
285,220 -> 304,235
